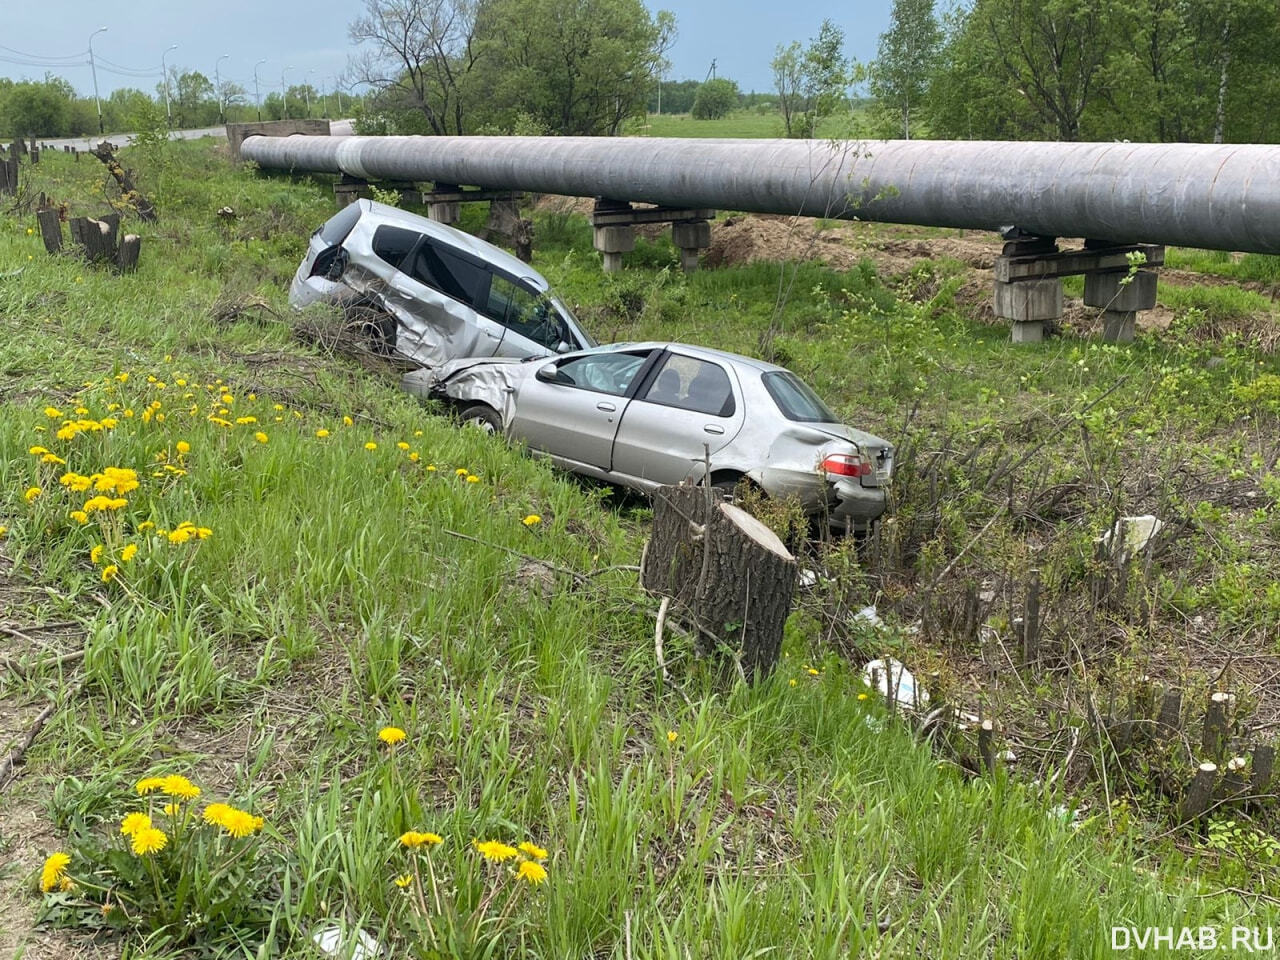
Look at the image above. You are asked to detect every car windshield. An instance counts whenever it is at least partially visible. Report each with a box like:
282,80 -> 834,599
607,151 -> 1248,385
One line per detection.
547,295 -> 594,348
762,371 -> 839,423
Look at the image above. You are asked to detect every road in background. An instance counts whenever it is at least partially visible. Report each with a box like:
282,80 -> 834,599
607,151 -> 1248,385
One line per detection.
36,119 -> 354,153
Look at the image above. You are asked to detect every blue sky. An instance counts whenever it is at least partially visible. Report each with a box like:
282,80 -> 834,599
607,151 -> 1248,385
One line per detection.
3,1 -> 892,99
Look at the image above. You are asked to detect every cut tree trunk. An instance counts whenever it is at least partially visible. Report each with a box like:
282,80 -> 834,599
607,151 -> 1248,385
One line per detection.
90,141 -> 157,221
641,483 -> 796,681
36,208 -> 63,254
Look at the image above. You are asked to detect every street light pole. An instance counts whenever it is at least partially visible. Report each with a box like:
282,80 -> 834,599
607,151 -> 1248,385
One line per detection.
161,44 -> 178,129
281,65 -> 292,119
215,54 -> 230,123
334,77 -> 344,115
88,26 -> 108,135
253,59 -> 266,123
304,69 -> 315,118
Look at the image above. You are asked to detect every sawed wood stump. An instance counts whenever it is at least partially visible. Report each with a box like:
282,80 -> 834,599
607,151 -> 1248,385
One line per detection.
641,483 -> 796,681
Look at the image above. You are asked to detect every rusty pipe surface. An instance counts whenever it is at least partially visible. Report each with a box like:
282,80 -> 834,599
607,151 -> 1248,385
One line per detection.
240,134 -> 1280,253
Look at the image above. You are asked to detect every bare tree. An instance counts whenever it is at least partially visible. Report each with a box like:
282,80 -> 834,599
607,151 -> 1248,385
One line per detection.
348,0 -> 486,136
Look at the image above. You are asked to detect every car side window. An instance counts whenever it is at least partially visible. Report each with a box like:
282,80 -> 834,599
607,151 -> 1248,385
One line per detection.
404,241 -> 489,306
486,275 -> 562,349
640,355 -> 735,417
371,225 -> 421,270
541,352 -> 650,396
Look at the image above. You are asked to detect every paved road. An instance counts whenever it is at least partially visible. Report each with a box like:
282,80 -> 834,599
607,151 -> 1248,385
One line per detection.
33,119 -> 354,153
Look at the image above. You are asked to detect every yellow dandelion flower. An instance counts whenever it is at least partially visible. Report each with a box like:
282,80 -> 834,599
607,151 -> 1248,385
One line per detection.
0,526 -> 6,538
254,432 -> 268,444
789,678 -> 797,687
24,487 -> 41,503
41,453 -> 66,465
426,464 -> 437,473
396,441 -> 410,450
857,693 -> 869,702
202,802 -> 232,827
121,544 -> 138,562
343,415 -> 354,426
176,441 -> 190,454
236,416 -> 258,425
120,813 -> 152,836
466,475 -> 479,483
221,393 -> 234,405
138,520 -> 155,532
219,808 -> 263,838
364,442 -> 377,451
44,407 -> 63,418
399,831 -> 435,848
455,468 -> 468,477
39,852 -> 70,893
379,726 -> 407,745
667,730 -> 678,744
70,510 -> 89,525
161,775 -> 201,800
28,445 -> 49,456
101,564 -> 119,583
517,860 -> 548,884
413,430 -> 423,437
472,839 -> 519,863
522,514 -> 542,527
272,403 -> 283,411
130,827 -> 168,856
90,544 -> 104,565
136,777 -> 166,795
163,803 -> 181,816
315,428 -> 329,438
807,668 -> 820,676
518,841 -> 548,860
408,451 -> 420,462
394,874 -> 413,888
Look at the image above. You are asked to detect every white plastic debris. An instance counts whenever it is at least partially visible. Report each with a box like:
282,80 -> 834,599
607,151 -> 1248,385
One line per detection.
862,657 -> 930,710
1097,515 -> 1164,564
798,568 -> 819,588
998,749 -> 1018,763
312,925 -> 382,960
852,605 -> 883,627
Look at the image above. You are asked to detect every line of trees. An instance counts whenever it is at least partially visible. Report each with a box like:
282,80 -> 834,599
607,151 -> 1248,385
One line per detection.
869,0 -> 1280,143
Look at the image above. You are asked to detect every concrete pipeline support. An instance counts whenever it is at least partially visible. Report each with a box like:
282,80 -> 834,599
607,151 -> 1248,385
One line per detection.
241,134 -> 1280,340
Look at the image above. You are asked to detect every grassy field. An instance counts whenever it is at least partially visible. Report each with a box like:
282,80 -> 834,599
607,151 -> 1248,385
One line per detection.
1,140 -> 1278,959
626,109 -> 860,139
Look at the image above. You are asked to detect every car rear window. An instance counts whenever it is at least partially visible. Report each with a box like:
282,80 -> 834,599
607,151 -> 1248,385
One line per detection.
319,203 -> 362,246
762,371 -> 838,423
372,225 -> 421,270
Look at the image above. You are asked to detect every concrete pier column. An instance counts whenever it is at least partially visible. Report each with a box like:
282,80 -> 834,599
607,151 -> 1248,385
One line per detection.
672,219 -> 711,273
334,175 -> 370,209
993,277 -> 1063,343
593,224 -> 636,274
427,183 -> 461,225
1083,269 -> 1158,343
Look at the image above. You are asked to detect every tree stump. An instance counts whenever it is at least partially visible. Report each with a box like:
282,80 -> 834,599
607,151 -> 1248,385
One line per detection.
116,235 -> 141,273
0,155 -> 17,196
36,208 -> 63,254
1181,761 -> 1218,822
641,483 -> 796,681
1201,691 -> 1233,761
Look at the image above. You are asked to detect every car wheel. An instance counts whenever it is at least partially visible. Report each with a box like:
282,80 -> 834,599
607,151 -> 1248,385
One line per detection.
459,403 -> 502,435
709,475 -> 760,502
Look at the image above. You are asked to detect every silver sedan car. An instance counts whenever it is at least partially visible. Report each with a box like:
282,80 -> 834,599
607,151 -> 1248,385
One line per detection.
407,342 -> 894,531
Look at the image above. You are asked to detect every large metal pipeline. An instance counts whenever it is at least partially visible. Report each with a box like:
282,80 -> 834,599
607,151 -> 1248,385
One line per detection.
240,134 -> 1280,254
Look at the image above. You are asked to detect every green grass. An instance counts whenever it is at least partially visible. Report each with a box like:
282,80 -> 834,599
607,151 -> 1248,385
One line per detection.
625,108 -> 860,140
1,141 -> 1279,958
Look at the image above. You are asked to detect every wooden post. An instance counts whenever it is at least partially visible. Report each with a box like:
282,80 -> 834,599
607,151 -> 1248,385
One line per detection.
1250,744 -> 1274,797
116,235 -> 141,272
1201,691 -> 1233,760
0,155 -> 17,196
1181,761 -> 1218,822
1156,687 -> 1182,741
978,719 -> 996,773
36,208 -> 63,254
641,483 -> 797,681
1022,568 -> 1041,664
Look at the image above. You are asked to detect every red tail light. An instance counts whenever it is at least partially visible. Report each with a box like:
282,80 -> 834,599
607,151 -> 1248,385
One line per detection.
822,453 -> 872,477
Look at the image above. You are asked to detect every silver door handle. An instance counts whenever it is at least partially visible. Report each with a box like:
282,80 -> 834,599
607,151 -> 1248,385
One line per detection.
704,424 -> 725,435
596,401 -> 616,412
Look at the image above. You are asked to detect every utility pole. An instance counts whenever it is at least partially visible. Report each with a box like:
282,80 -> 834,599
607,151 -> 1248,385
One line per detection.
161,44 -> 178,128
215,53 -> 230,124
281,65 -> 292,119
304,69 -> 315,118
253,59 -> 267,122
334,77 -> 344,115
88,26 -> 108,135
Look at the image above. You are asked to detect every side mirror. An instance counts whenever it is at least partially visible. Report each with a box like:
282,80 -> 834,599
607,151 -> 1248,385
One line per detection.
535,361 -> 561,383
554,340 -> 572,354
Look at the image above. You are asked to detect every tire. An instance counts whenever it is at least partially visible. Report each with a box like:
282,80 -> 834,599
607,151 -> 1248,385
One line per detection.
459,403 -> 502,435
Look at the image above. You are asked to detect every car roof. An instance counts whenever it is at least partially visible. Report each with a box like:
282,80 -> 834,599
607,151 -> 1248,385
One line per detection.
589,341 -> 790,375
354,199 -> 548,290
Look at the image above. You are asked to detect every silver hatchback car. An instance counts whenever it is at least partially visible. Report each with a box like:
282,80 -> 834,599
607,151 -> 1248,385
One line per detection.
408,342 -> 894,531
290,199 -> 595,366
